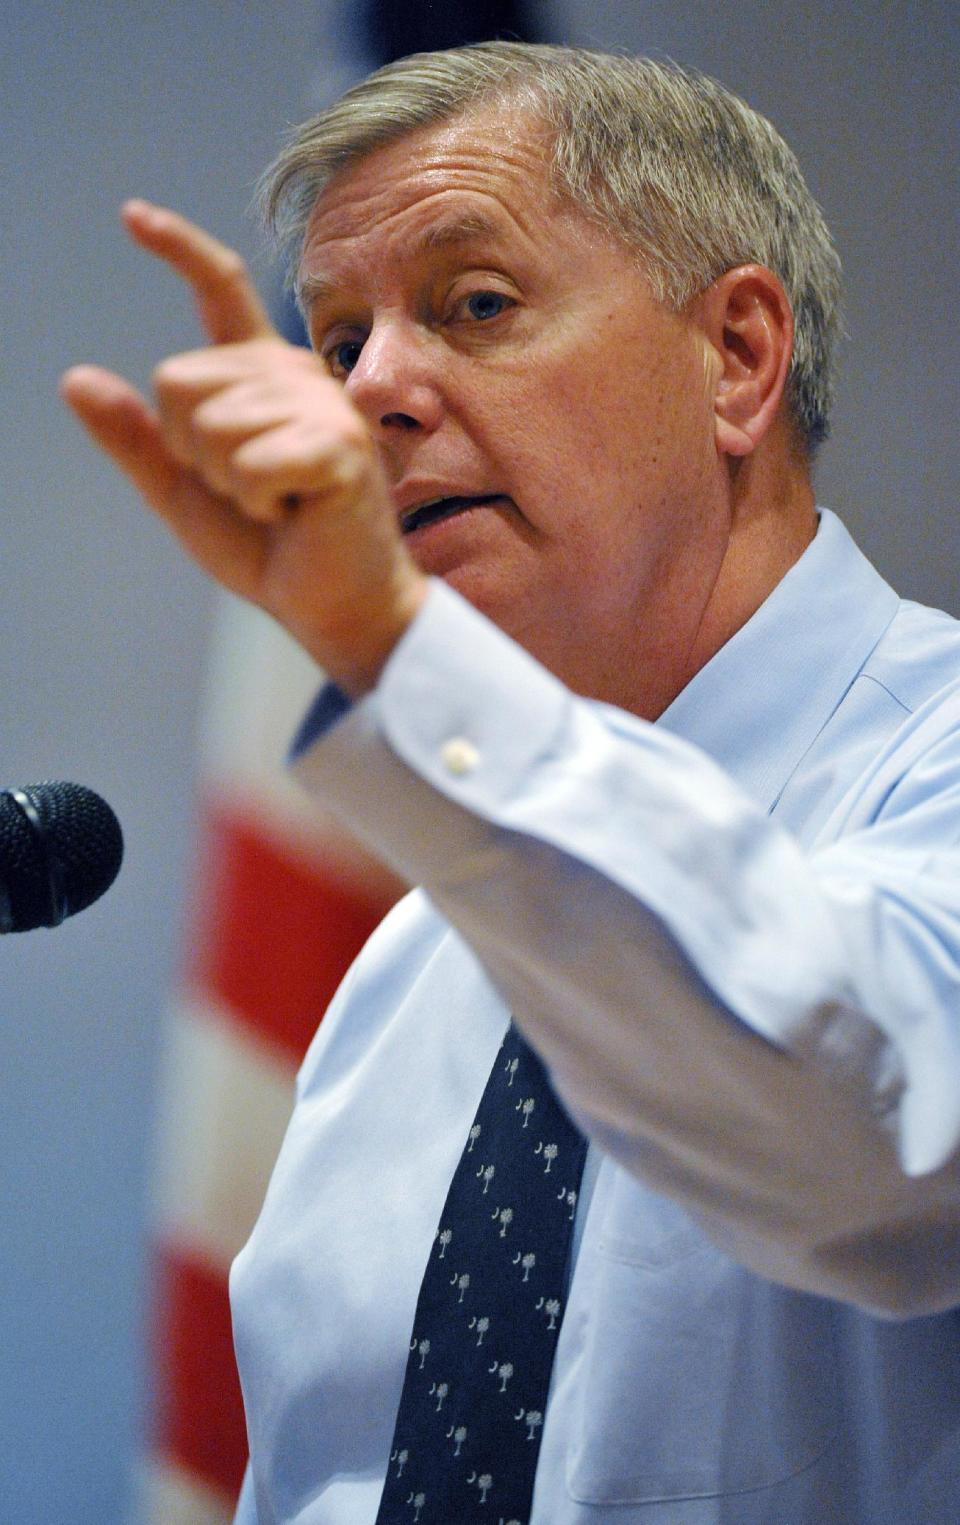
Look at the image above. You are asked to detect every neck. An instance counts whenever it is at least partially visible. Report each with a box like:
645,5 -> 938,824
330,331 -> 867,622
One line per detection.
675,426 -> 818,710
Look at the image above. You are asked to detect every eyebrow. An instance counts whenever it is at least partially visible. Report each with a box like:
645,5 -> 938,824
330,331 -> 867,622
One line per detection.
296,210 -> 504,315
421,211 -> 501,249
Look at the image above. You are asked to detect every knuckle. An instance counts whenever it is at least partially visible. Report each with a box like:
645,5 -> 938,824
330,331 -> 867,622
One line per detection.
227,449 -> 262,490
152,354 -> 189,395
218,249 -> 249,286
192,389 -> 232,433
334,414 -> 375,462
329,433 -> 377,494
250,337 -> 290,369
228,441 -> 283,502
227,464 -> 284,523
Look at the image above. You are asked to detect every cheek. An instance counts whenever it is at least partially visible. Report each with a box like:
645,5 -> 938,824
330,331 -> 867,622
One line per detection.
489,368 -> 640,503
469,336 -> 708,532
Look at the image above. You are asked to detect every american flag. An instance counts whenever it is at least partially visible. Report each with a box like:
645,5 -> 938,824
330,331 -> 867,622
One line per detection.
143,599 -> 401,1520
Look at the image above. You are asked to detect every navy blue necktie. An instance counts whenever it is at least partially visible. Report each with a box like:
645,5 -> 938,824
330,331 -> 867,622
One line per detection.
375,1023 -> 587,1525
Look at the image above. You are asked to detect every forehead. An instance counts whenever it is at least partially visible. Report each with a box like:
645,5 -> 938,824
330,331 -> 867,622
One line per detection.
297,106 -> 579,304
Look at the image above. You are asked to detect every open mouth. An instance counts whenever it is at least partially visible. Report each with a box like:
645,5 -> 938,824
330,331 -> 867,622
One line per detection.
400,494 -> 505,534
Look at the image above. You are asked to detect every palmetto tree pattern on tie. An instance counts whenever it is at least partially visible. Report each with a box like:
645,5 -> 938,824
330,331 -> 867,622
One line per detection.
375,1024 -> 587,1524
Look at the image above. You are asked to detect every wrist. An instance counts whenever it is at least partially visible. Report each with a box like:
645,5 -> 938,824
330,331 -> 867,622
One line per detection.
316,568 -> 430,698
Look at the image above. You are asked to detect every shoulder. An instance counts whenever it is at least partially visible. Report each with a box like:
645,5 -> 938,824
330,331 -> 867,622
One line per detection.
862,596 -> 960,719
818,601 -> 960,843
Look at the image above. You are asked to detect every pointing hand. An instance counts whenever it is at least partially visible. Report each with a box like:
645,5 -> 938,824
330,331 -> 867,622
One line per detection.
61,200 -> 426,693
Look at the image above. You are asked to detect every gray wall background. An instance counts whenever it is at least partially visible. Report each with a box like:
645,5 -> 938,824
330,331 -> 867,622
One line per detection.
1,3 -> 956,1521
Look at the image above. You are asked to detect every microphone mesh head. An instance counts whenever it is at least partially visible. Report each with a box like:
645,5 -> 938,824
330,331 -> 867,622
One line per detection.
0,782 -> 124,932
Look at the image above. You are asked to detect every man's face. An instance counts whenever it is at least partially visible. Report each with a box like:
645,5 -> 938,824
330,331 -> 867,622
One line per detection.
299,105 -> 730,715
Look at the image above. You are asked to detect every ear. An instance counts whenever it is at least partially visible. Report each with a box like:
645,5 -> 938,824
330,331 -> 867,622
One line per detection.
701,265 -> 793,458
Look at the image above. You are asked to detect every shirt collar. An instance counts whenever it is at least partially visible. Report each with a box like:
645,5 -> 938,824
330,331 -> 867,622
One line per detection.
657,509 -> 900,811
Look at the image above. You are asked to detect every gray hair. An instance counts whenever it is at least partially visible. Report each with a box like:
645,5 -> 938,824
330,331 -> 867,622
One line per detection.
258,42 -> 842,454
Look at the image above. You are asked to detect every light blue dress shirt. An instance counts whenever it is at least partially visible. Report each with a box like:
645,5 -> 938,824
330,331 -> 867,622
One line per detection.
231,511 -> 960,1523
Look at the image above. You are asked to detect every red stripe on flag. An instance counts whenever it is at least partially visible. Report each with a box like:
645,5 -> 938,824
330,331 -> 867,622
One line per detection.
153,1243 -> 247,1503
190,798 -> 392,1065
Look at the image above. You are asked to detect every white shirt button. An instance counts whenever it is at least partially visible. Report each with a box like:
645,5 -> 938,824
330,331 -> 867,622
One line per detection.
440,737 -> 480,776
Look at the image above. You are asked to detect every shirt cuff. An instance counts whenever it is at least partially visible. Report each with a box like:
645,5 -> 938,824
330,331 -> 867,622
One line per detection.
290,577 -> 576,828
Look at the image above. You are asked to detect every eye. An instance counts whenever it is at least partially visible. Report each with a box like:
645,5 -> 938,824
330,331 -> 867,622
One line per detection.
325,338 -> 364,378
463,290 -> 512,321
317,330 -> 365,379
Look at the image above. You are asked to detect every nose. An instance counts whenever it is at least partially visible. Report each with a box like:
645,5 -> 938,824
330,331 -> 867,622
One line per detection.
345,319 -> 444,435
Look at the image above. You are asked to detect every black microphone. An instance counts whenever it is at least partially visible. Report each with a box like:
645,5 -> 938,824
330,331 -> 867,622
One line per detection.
0,782 -> 124,933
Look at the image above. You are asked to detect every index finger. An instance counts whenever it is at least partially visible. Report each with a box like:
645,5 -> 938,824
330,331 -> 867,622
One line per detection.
122,198 -> 275,345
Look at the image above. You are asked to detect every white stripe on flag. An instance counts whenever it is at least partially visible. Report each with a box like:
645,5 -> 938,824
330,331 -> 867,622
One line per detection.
152,992 -> 296,1270
136,1456 -> 236,1525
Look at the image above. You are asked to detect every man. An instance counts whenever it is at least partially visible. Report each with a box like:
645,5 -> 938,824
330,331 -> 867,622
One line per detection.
63,42 -> 960,1525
